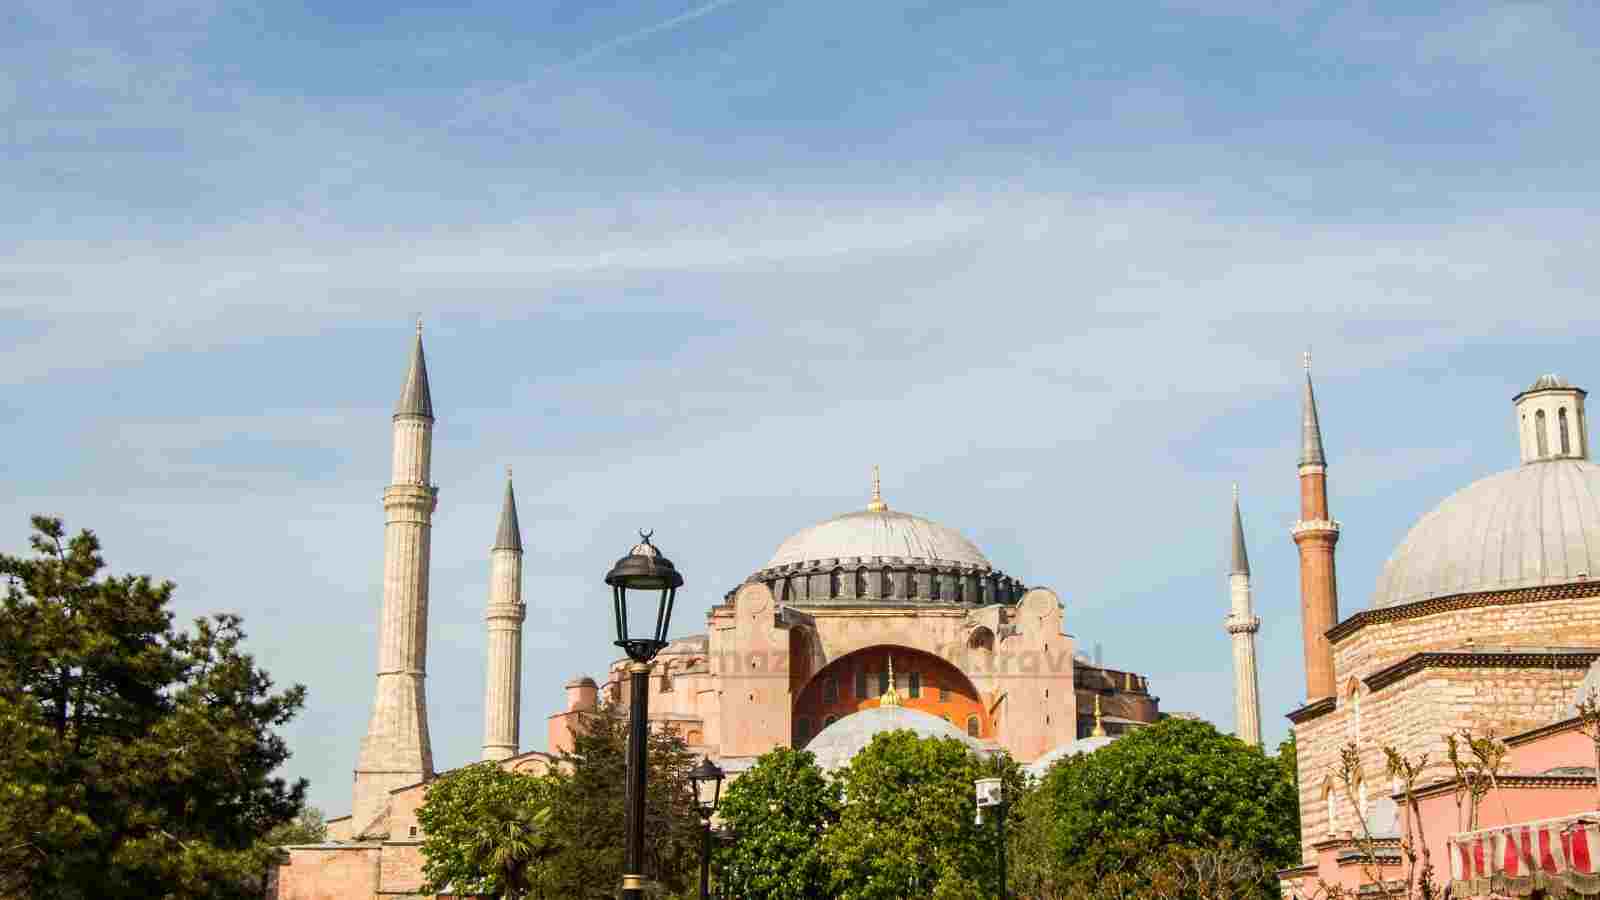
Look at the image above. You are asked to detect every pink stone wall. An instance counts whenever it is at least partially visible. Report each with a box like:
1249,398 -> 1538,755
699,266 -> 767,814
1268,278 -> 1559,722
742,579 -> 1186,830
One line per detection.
273,845 -> 380,900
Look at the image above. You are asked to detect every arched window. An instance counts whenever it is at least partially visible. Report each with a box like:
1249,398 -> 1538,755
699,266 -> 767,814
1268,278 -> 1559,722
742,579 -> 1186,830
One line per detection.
931,574 -> 941,601
1537,409 -> 1550,457
822,674 -> 838,704
908,672 -> 921,699
659,664 -> 674,693
795,718 -> 812,746
856,568 -> 868,598
939,684 -> 951,702
966,715 -> 980,738
1561,407 -> 1572,455
907,571 -> 918,600
1323,779 -> 1338,835
829,569 -> 841,598
954,579 -> 964,604
854,666 -> 868,699
878,668 -> 889,696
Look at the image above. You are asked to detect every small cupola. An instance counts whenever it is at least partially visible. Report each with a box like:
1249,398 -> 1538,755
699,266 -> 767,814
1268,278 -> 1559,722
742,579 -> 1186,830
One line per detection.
1513,375 -> 1588,464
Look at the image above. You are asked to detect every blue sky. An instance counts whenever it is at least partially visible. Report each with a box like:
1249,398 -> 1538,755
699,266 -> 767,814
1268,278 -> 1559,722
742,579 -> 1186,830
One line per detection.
5,0 -> 1600,814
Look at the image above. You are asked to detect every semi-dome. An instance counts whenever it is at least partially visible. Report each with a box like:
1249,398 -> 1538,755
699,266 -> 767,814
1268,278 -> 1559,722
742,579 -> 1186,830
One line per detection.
804,705 -> 991,771
1373,459 -> 1600,609
1024,735 -> 1116,779
766,508 -> 992,570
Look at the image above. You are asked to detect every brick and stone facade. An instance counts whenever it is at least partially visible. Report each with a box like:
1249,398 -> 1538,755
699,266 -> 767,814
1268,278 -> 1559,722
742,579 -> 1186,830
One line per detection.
1279,371 -> 1600,897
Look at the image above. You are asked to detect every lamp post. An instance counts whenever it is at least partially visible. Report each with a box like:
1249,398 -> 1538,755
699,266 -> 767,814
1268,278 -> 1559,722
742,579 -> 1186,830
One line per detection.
605,531 -> 684,900
975,776 -> 1007,899
688,757 -> 725,900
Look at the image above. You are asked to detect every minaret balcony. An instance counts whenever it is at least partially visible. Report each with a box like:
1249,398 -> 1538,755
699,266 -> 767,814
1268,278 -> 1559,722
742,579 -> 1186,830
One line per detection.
1290,519 -> 1341,538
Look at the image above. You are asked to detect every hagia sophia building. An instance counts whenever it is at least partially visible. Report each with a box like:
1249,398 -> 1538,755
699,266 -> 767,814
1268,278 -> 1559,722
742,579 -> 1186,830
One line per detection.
273,325 -> 1600,900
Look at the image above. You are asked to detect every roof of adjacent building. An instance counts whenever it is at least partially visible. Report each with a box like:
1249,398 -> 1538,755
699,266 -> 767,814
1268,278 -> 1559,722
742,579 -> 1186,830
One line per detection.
803,706 -> 990,771
1372,458 -> 1600,609
765,508 -> 992,570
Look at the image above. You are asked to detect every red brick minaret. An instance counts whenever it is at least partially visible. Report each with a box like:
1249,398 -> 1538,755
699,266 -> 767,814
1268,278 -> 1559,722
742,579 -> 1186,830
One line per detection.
1292,352 -> 1340,701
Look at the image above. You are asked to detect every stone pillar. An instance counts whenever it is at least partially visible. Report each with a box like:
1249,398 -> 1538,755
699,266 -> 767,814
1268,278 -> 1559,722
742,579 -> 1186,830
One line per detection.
353,326 -> 437,836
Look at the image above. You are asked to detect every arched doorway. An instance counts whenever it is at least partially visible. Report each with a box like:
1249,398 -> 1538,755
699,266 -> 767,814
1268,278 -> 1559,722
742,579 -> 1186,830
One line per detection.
791,645 -> 990,746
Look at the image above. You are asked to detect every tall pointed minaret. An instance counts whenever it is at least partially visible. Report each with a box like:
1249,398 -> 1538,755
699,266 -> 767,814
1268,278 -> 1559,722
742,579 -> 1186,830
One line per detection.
352,321 -> 438,836
1291,352 -> 1340,701
1226,485 -> 1263,747
482,467 -> 526,761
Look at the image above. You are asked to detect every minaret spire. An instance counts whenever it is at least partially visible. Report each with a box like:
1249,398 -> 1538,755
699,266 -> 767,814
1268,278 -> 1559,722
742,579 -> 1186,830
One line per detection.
483,467 -> 526,761
353,326 -> 440,836
1226,486 -> 1263,747
1299,351 -> 1325,467
1292,352 -> 1340,701
396,319 -> 433,420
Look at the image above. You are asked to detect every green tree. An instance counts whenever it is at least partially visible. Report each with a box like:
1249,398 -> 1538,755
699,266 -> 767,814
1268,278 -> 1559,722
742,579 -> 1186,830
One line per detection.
0,516 -> 307,900
1022,717 -> 1298,899
263,807 -> 327,847
821,731 -> 1026,900
539,703 -> 702,898
415,763 -> 556,898
714,746 -> 840,899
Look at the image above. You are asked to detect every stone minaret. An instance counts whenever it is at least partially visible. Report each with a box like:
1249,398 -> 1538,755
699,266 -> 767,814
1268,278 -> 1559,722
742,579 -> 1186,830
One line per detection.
1292,352 -> 1340,702
352,322 -> 438,835
1226,485 -> 1263,747
482,468 -> 526,761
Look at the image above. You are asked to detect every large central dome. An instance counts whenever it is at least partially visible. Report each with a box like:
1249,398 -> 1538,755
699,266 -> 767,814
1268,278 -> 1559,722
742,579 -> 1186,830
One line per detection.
766,508 -> 992,570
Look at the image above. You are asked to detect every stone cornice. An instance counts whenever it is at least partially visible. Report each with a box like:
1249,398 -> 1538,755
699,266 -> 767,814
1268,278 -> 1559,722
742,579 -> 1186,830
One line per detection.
1363,650 -> 1600,693
1328,580 -> 1600,644
1226,616 -> 1261,635
1311,835 -> 1401,853
1506,715 -> 1584,747
1411,773 -> 1600,801
1287,696 -> 1336,724
1291,519 -> 1341,538
1276,863 -> 1318,879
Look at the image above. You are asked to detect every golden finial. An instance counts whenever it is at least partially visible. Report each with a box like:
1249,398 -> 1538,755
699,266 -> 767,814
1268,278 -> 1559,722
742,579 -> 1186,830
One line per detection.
416,315 -> 424,336
867,465 -> 888,512
1232,482 -> 1239,501
1303,349 -> 1312,372
879,655 -> 901,707
506,464 -> 513,480
1091,695 -> 1107,737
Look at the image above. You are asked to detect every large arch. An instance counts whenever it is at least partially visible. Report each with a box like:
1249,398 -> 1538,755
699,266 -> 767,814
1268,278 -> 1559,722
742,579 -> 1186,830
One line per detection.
791,644 -> 991,747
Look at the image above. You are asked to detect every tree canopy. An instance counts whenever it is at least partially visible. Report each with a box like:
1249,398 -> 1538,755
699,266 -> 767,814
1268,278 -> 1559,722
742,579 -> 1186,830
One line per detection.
714,746 -> 840,900
1020,717 -> 1299,898
0,516 -> 308,900
415,763 -> 557,897
820,730 -> 1026,900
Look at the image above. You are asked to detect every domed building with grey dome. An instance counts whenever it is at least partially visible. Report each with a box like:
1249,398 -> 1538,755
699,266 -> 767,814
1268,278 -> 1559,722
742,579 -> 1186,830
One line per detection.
547,468 -> 1161,777
1278,370 -> 1600,899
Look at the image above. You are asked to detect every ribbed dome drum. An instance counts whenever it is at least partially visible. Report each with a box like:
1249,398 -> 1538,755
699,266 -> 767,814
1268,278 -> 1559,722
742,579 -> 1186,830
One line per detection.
1373,459 -> 1600,609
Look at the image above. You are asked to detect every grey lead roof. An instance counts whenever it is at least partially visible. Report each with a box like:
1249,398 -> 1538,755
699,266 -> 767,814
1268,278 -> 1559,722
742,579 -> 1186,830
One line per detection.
1299,370 -> 1327,467
494,475 -> 522,551
395,331 -> 434,419
1371,458 -> 1600,609
1230,492 -> 1250,576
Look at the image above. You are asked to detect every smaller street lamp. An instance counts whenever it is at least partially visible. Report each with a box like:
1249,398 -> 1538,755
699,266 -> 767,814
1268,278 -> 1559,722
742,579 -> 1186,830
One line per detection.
975,776 -> 1007,900
688,757 -> 726,900
606,531 -> 685,900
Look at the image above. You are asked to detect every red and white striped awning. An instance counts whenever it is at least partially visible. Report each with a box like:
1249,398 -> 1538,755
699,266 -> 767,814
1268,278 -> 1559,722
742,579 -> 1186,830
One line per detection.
1451,813 -> 1600,897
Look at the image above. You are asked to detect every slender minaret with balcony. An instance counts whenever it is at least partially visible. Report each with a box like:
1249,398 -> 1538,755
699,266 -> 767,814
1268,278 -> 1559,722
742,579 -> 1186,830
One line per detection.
482,468 -> 526,761
352,321 -> 438,836
1226,484 -> 1263,747
1292,352 -> 1340,702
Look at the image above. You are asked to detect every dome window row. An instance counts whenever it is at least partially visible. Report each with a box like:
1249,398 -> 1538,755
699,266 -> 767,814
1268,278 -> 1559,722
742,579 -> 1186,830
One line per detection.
739,561 -> 1025,607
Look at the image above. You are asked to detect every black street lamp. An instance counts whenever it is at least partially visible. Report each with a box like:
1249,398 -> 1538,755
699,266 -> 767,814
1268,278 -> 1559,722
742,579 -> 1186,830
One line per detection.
976,776 -> 1007,899
605,531 -> 684,900
688,757 -> 725,900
